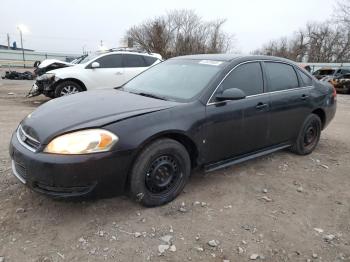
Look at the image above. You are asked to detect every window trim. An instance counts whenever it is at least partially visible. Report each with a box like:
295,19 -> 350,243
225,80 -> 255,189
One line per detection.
207,59 -> 313,106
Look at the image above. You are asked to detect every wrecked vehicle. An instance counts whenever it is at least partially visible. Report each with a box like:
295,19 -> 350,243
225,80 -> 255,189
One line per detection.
33,54 -> 87,76
321,73 -> 350,94
2,70 -> 34,80
313,68 -> 350,80
28,51 -> 162,98
10,55 -> 336,206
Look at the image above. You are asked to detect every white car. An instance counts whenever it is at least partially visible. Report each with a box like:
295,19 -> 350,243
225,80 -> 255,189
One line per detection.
29,51 -> 162,98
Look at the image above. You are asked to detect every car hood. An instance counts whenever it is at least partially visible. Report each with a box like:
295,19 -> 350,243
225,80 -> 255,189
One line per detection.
21,89 -> 179,144
38,59 -> 74,68
47,63 -> 85,76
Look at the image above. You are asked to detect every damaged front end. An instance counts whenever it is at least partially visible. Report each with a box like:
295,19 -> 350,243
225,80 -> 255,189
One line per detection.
27,73 -> 59,98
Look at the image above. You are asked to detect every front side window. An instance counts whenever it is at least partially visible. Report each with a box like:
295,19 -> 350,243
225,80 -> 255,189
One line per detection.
123,54 -> 146,67
123,59 -> 223,101
219,62 -> 263,96
94,54 -> 122,68
265,62 -> 299,92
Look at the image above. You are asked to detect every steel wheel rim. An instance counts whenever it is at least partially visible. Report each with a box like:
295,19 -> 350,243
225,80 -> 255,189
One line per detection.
60,86 -> 79,96
145,155 -> 182,194
303,121 -> 319,149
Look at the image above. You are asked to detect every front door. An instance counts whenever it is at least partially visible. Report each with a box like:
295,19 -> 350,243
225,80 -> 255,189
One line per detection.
204,62 -> 270,164
86,54 -> 125,88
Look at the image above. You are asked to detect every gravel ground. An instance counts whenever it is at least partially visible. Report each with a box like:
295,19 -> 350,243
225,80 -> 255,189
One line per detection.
0,79 -> 349,262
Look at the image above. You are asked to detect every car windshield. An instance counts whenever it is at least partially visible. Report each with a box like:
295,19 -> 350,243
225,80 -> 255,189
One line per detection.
122,59 -> 224,101
71,55 -> 88,64
79,53 -> 101,64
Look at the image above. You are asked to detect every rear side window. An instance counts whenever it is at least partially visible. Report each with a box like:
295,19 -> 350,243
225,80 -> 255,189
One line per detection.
265,62 -> 299,92
143,56 -> 157,66
219,62 -> 263,96
298,69 -> 313,86
123,54 -> 146,67
94,54 -> 122,68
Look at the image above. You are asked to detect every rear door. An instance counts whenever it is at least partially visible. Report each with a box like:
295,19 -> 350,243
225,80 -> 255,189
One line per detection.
204,61 -> 270,163
264,62 -> 312,145
86,54 -> 125,88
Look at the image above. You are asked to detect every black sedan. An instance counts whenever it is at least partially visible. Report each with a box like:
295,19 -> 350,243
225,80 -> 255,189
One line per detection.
9,55 -> 336,206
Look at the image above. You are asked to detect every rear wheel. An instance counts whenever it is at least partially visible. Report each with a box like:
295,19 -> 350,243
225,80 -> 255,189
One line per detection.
55,81 -> 83,97
290,114 -> 322,155
129,139 -> 191,206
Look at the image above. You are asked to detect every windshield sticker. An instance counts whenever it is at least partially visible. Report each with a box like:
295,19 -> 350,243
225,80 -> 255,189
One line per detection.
199,60 -> 223,66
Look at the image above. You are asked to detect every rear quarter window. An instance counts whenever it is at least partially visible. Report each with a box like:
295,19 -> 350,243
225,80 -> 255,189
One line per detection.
143,56 -> 158,66
298,69 -> 313,86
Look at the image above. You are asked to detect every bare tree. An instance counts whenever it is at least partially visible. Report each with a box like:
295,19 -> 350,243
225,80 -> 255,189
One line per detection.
126,9 -> 234,58
253,20 -> 350,63
334,0 -> 350,26
252,0 -> 350,63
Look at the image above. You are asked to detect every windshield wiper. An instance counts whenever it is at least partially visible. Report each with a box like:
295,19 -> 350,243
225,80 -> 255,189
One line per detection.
135,92 -> 167,101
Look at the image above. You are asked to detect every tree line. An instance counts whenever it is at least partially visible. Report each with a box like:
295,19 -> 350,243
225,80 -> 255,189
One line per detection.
125,10 -> 233,59
252,0 -> 350,63
125,1 -> 350,62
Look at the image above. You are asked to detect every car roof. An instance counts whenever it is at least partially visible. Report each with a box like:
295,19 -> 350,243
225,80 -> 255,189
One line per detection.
171,54 -> 296,64
98,51 -> 160,58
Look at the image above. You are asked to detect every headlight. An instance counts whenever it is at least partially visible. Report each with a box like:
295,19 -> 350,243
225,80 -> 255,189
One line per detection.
37,73 -> 55,81
44,129 -> 118,154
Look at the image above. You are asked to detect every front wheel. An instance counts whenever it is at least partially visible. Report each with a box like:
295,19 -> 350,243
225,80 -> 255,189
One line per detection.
55,81 -> 83,98
129,139 -> 191,207
290,114 -> 322,155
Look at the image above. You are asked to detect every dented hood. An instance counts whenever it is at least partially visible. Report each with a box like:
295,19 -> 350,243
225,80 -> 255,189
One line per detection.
38,59 -> 74,68
21,89 -> 179,144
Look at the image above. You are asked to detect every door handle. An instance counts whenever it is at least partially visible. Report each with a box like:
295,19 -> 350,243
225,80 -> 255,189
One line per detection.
301,94 -> 309,100
115,71 -> 123,75
255,102 -> 268,110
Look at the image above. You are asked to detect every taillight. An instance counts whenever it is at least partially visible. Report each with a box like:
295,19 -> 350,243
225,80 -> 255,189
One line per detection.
332,85 -> 337,99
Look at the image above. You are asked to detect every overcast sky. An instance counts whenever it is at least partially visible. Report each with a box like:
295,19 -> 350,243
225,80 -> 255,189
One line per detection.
0,0 -> 337,55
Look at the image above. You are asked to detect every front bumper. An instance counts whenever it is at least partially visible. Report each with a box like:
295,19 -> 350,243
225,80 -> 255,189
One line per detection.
9,133 -> 135,198
28,77 -> 59,97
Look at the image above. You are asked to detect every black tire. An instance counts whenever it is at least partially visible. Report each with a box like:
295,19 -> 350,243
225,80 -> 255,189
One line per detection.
54,81 -> 83,98
290,114 -> 322,155
129,138 -> 191,207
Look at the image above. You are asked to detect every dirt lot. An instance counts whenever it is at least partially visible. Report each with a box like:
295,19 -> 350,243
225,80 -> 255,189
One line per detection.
0,79 -> 349,262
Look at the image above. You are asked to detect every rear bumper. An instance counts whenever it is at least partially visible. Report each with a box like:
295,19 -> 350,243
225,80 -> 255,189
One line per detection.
9,133 -> 135,198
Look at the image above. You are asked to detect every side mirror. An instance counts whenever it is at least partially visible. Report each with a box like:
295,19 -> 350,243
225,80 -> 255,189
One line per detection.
216,88 -> 246,101
91,62 -> 100,69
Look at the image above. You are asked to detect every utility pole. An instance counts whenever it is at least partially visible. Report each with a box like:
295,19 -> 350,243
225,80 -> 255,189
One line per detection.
7,33 -> 10,49
19,29 -> 25,68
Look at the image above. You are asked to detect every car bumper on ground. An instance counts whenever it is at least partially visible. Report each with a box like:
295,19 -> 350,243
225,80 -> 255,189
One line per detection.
9,133 -> 135,198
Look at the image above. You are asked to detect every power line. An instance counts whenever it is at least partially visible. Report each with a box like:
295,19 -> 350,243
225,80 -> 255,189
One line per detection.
0,32 -> 105,42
